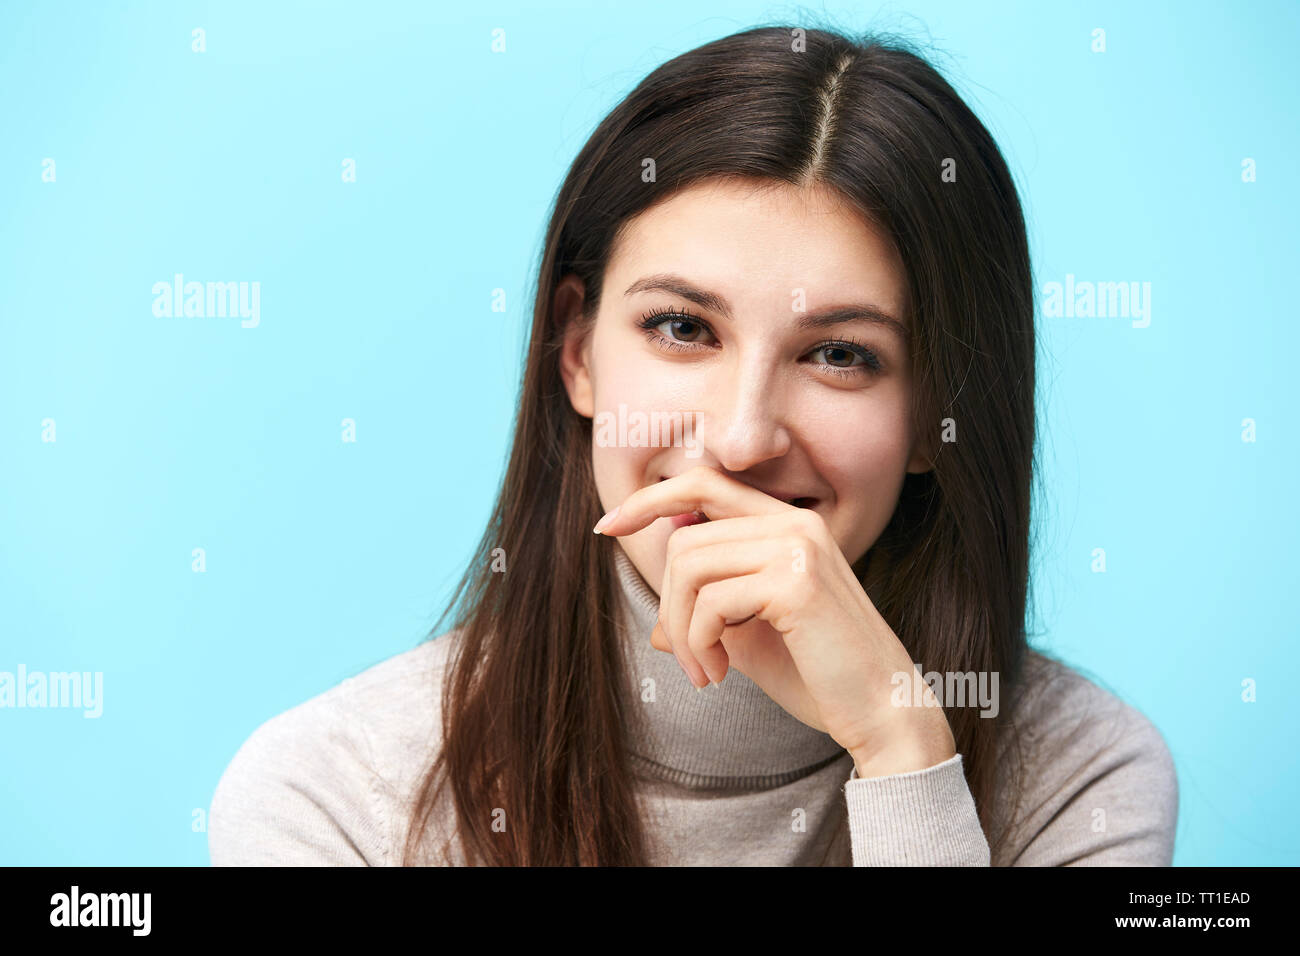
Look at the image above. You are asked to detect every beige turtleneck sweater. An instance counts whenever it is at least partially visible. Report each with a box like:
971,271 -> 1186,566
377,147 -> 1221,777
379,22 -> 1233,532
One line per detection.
208,547 -> 1178,865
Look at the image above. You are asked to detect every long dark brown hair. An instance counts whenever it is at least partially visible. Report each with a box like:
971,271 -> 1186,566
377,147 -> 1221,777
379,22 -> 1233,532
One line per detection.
402,23 -> 1037,866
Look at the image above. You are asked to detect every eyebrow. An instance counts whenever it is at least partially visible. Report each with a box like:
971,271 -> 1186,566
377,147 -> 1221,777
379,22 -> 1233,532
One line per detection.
624,272 -> 909,343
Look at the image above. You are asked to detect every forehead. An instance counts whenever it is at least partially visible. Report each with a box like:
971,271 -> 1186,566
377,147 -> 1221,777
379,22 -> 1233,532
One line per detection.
605,177 -> 907,319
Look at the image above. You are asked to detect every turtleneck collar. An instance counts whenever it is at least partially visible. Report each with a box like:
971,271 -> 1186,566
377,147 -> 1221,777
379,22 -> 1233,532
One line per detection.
611,544 -> 848,790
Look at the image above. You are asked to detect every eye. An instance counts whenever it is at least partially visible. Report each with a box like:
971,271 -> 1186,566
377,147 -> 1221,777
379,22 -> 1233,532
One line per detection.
638,307 -> 715,350
809,342 -> 882,373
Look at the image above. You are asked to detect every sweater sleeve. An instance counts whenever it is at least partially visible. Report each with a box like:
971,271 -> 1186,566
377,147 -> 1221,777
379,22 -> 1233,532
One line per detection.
843,754 -> 991,865
208,682 -> 391,866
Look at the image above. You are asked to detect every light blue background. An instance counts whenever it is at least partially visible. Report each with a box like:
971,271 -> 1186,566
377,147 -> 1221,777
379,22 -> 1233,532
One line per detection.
1,0 -> 1295,866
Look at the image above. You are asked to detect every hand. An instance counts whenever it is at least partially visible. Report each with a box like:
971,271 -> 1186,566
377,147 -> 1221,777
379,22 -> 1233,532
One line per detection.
592,465 -> 957,777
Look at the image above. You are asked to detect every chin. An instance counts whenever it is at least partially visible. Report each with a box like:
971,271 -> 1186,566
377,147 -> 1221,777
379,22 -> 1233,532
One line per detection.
615,525 -> 672,595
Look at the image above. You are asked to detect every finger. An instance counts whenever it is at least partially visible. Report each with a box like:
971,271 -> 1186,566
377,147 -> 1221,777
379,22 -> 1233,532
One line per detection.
657,510 -> 823,682
652,620 -> 705,689
649,620 -> 671,652
687,573 -> 772,684
592,465 -> 793,536
658,510 -> 825,638
662,536 -> 796,683
665,510 -> 817,547
658,605 -> 711,688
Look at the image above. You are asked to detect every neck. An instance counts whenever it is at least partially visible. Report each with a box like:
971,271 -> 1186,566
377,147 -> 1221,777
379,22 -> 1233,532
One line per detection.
611,544 -> 847,790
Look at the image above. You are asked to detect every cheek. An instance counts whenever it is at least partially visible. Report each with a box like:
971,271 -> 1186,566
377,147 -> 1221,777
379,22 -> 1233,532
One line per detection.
593,343 -> 666,410
595,341 -> 700,417
807,399 -> 913,524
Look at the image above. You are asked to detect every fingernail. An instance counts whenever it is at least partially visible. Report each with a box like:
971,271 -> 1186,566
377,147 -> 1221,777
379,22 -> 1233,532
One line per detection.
592,506 -> 620,534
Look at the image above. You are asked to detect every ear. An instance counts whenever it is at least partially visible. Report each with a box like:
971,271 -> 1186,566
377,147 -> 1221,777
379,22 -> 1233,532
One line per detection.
555,274 -> 594,419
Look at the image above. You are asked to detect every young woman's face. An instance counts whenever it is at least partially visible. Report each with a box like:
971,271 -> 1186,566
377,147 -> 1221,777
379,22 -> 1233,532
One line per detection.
559,176 -> 932,593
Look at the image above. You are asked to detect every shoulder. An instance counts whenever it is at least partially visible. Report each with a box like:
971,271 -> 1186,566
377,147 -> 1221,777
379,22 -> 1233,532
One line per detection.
208,633 -> 460,866
992,649 -> 1179,865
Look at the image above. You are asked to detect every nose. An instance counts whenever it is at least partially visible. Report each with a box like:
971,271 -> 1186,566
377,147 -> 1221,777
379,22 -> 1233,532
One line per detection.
696,360 -> 792,471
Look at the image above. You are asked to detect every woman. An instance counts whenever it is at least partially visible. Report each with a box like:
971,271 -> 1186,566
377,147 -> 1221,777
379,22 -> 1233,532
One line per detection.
209,24 -> 1177,866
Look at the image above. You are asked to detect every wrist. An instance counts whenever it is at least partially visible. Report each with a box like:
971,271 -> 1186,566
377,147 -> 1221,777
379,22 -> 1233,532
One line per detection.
849,716 -> 956,779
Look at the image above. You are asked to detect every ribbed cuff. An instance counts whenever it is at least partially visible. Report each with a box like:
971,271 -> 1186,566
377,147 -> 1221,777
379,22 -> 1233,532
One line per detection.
843,753 -> 991,866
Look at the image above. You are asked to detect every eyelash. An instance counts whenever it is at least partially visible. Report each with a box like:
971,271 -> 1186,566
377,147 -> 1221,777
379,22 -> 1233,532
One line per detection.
636,307 -> 884,378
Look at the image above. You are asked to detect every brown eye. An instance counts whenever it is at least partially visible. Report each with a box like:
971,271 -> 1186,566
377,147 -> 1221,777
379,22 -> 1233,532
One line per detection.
818,345 -> 860,368
668,318 -> 705,342
637,308 -> 717,354
807,340 -> 882,374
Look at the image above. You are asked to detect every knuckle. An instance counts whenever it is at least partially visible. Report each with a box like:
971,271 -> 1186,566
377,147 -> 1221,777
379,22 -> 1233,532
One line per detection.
670,538 -> 707,579
794,505 -> 823,534
665,522 -> 698,560
665,530 -> 682,563
665,541 -> 688,578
